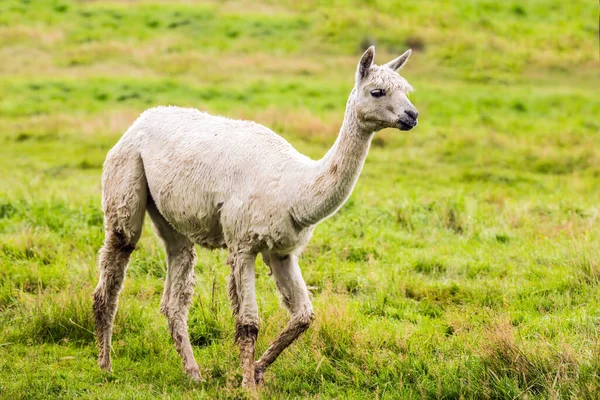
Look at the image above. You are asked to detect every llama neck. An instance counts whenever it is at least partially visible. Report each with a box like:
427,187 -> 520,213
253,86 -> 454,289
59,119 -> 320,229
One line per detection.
291,92 -> 373,227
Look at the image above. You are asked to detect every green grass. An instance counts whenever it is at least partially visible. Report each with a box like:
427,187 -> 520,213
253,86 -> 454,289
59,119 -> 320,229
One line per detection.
0,0 -> 599,398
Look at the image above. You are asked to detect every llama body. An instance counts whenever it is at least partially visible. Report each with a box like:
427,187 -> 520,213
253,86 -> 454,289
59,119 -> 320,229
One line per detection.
94,46 -> 418,387
108,107 -> 316,253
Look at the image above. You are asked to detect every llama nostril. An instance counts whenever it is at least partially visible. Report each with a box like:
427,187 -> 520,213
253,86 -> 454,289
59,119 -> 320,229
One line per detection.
405,109 -> 418,120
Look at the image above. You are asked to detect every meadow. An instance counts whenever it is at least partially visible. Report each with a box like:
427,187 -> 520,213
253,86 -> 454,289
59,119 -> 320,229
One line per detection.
0,0 -> 598,398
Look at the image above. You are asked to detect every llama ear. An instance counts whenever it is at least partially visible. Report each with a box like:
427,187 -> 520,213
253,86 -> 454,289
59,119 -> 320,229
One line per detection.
356,46 -> 375,81
384,49 -> 412,71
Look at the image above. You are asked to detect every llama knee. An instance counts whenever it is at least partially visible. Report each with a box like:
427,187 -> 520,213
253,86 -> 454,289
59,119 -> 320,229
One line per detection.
99,230 -> 137,271
292,310 -> 315,333
95,234 -> 132,291
235,321 -> 259,345
160,275 -> 195,318
160,247 -> 196,317
160,282 -> 195,318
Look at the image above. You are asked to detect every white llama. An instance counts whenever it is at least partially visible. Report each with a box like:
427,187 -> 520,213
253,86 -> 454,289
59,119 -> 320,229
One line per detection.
93,46 -> 418,387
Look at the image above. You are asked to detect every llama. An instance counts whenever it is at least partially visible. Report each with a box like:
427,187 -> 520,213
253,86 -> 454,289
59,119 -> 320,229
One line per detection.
93,46 -> 418,387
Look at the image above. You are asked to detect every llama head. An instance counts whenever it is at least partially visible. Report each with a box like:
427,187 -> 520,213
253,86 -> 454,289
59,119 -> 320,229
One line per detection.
354,46 -> 418,132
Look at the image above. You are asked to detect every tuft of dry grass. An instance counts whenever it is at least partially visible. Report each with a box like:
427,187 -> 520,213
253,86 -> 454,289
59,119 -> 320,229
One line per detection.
478,319 -> 585,398
0,26 -> 65,46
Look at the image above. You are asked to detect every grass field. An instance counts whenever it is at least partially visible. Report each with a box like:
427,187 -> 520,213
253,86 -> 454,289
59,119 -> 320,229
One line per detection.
0,0 -> 599,398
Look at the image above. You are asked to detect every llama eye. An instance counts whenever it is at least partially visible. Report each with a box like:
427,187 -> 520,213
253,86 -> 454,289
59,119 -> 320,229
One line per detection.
370,89 -> 386,98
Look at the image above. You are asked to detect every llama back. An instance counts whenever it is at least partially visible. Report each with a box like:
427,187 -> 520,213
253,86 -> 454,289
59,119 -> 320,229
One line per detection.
127,106 -> 311,187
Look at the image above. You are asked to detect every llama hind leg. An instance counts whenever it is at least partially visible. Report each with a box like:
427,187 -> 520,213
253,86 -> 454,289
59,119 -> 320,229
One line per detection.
93,231 -> 137,371
93,151 -> 147,372
227,250 -> 259,388
147,201 -> 201,382
255,253 -> 314,384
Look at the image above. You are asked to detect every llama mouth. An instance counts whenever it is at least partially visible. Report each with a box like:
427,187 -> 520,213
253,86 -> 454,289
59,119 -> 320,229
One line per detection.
398,119 -> 417,131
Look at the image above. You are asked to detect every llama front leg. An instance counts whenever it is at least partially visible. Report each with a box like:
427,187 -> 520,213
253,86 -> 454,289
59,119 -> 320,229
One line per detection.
160,245 -> 201,382
227,251 -> 259,388
147,200 -> 202,382
255,253 -> 314,384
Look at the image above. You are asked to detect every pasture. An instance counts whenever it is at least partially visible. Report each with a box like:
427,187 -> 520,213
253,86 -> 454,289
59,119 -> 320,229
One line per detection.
0,0 -> 598,398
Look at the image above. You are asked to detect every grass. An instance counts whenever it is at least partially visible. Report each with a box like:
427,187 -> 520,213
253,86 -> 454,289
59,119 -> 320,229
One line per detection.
0,0 -> 599,398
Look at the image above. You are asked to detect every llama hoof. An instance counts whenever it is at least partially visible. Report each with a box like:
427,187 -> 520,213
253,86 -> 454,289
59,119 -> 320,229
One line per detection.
98,357 -> 112,372
186,368 -> 203,383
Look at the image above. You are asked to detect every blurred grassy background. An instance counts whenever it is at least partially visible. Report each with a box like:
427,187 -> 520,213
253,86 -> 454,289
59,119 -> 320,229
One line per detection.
0,0 -> 598,398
